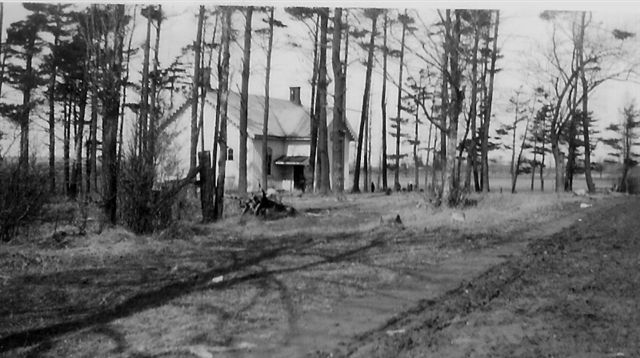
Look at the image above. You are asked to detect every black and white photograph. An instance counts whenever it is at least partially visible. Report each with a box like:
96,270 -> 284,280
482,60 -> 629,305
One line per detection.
1,1 -> 639,356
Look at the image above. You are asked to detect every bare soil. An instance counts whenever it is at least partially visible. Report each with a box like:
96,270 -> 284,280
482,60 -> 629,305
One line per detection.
0,192 -> 635,358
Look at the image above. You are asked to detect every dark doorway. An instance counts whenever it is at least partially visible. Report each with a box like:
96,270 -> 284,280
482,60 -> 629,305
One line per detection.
293,166 -> 305,191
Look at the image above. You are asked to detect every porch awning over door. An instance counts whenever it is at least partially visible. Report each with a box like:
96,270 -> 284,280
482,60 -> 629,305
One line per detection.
274,156 -> 309,166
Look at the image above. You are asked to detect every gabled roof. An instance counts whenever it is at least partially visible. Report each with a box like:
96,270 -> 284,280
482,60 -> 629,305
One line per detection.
217,91 -> 311,138
167,89 -> 357,141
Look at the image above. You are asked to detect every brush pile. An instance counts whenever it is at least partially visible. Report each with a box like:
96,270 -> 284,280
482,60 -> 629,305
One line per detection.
242,190 -> 296,218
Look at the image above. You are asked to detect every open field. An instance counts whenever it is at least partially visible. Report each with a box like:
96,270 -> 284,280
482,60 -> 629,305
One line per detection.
0,191 -> 638,357
374,167 -> 618,193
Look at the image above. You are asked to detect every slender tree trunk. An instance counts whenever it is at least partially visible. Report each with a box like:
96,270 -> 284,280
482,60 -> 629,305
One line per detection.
363,117 -> 368,191
214,8 -> 232,219
199,13 -> 218,158
306,15 -> 320,192
190,6 -> 204,173
48,22 -> 60,192
71,88 -> 87,199
566,58 -> 579,192
316,9 -> 331,194
118,4 -> 137,175
367,94 -> 373,192
149,6 -> 161,170
118,116 -> 127,174
19,45 -> 35,172
317,13 -> 331,193
353,11 -> 377,192
469,14 -> 481,192
425,121 -> 433,190
478,35 -> 488,191
531,135 -> 537,191
48,85 -> 56,191
621,122 -> 633,192
381,12 -> 389,190
197,24 -> 206,154
87,92 -> 97,193
86,6 -> 98,196
464,144 -> 472,190
262,8 -> 275,190
212,23 -> 223,189
413,96 -> 419,190
101,4 -> 126,224
621,123 -> 631,192
63,96 -> 70,193
139,7 -> 151,157
510,101 -> 519,190
394,9 -> 407,191
481,10 -> 499,193
200,12 -> 218,155
540,115 -> 546,191
364,97 -> 369,191
579,12 -> 595,193
456,116 -> 470,187
439,13 -> 449,195
540,156 -> 545,190
197,13 -> 217,221
443,10 -> 463,205
432,131 -> 438,191
345,13 -> 352,190
134,6 -> 154,228
568,41 -> 583,192
239,6 -> 253,194
331,8 -> 345,192
565,111 -> 577,191
552,135 -> 563,192
512,116 -> 530,193
71,88 -> 88,199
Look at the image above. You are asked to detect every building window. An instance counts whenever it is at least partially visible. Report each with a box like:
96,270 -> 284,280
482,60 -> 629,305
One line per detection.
227,148 -> 234,161
267,147 -> 273,175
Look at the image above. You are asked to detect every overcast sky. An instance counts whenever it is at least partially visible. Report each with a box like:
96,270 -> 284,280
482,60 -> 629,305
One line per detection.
2,1 -> 640,164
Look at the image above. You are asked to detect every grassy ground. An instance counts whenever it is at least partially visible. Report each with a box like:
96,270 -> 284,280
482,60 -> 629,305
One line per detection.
0,190 -> 633,357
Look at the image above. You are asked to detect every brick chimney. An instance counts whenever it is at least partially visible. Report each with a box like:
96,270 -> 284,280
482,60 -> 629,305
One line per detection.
289,86 -> 301,105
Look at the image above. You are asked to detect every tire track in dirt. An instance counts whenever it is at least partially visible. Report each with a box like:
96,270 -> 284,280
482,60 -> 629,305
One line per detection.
0,238 -> 309,353
334,256 -> 528,357
333,197 -> 631,358
0,228 -> 389,354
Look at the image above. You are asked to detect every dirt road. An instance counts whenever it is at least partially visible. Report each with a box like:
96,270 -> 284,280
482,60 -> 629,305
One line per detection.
1,193 -> 635,357
342,196 -> 640,358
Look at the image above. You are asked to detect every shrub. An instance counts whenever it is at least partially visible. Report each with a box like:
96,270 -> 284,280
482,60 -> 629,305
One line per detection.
0,164 -> 50,242
429,186 -> 476,208
118,154 -> 158,234
119,153 -> 188,234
